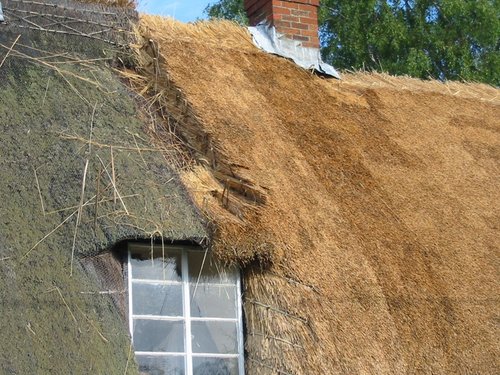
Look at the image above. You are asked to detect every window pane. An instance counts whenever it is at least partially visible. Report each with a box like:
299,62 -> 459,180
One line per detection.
192,357 -> 238,375
133,319 -> 184,352
130,247 -> 182,281
191,321 -> 238,354
190,285 -> 237,318
188,251 -> 237,284
133,283 -> 183,317
136,355 -> 185,375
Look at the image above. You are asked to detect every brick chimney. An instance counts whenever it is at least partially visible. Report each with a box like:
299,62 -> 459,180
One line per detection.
244,0 -> 320,49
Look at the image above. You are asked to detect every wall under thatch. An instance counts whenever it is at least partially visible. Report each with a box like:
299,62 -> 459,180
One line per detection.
130,16 -> 500,375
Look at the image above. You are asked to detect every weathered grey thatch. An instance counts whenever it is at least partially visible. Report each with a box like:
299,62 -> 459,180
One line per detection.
0,3 -> 206,374
2,0 -> 135,46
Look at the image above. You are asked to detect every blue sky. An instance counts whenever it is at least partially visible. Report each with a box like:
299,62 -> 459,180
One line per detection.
137,0 -> 211,22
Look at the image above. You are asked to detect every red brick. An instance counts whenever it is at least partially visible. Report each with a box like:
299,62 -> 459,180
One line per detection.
292,34 -> 310,41
273,6 -> 292,15
290,9 -> 310,17
274,1 -> 299,9
278,0 -> 319,4
246,0 -> 320,48
299,17 -> 318,25
298,3 -> 315,11
280,14 -> 299,22
300,29 -> 319,37
274,20 -> 292,28
291,21 -> 310,30
277,26 -> 297,35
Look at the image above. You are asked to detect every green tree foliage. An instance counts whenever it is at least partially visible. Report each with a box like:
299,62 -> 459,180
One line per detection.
320,0 -> 499,84
205,0 -> 248,24
205,0 -> 500,85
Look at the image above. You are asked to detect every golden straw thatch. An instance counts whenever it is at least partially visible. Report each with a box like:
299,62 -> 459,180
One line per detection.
125,15 -> 500,375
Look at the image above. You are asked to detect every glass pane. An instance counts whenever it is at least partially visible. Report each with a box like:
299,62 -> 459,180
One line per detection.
130,247 -> 182,281
191,321 -> 238,354
190,285 -> 237,318
133,283 -> 183,317
136,355 -> 185,375
188,251 -> 237,284
192,357 -> 238,375
133,319 -> 184,352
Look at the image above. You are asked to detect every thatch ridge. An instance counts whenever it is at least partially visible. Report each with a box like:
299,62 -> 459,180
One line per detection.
128,16 -> 500,375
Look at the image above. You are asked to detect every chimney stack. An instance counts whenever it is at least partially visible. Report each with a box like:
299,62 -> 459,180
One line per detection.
244,0 -> 320,49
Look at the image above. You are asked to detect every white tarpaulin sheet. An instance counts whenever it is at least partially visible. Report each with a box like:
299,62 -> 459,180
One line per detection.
0,2 -> 4,22
248,24 -> 340,79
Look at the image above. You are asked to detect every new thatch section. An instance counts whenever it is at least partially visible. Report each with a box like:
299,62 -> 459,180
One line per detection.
126,16 -> 500,375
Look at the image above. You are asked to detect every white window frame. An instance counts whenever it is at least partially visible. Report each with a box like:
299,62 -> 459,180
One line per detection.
127,243 -> 245,375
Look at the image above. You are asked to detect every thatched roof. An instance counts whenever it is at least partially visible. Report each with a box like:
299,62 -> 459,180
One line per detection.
128,16 -> 500,375
1,0 -> 499,372
0,4 -> 206,374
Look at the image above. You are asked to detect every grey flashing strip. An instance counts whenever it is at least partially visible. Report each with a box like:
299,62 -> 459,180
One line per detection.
0,2 -> 4,22
248,23 -> 341,79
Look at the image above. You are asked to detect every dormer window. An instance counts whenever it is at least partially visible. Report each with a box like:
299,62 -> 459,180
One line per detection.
127,243 -> 244,375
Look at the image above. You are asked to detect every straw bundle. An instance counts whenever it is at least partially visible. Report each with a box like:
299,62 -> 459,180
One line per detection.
126,15 -> 500,375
